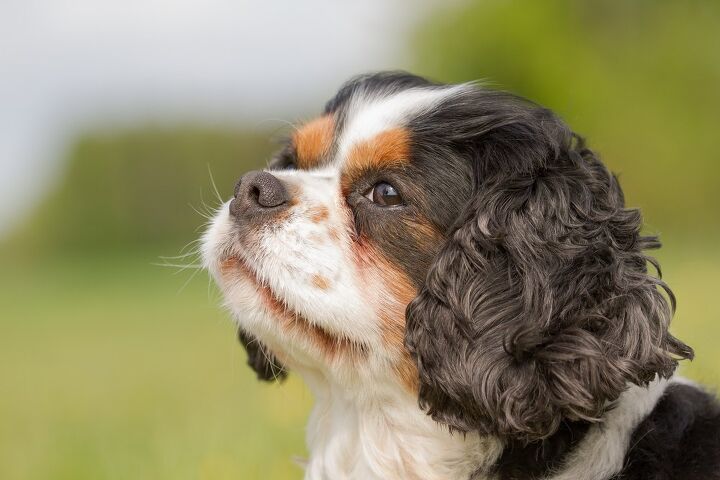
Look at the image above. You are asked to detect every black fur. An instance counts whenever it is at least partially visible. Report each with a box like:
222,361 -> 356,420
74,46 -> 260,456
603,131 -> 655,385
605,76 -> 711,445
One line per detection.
237,328 -> 287,382
491,383 -> 720,479
613,384 -> 720,479
494,420 -> 591,479
404,84 -> 693,442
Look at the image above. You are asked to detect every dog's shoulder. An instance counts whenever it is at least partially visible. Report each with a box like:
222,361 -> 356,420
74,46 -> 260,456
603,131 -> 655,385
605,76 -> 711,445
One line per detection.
614,382 -> 720,480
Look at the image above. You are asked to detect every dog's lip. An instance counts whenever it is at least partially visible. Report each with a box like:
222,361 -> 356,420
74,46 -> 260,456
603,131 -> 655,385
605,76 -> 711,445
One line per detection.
219,254 -> 298,321
219,255 -> 367,357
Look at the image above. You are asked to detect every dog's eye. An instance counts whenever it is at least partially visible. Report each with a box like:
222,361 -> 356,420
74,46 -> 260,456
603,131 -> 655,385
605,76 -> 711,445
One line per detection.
364,182 -> 402,206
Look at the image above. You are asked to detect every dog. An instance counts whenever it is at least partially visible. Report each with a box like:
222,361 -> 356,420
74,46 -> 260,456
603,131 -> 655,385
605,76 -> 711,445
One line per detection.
202,72 -> 720,479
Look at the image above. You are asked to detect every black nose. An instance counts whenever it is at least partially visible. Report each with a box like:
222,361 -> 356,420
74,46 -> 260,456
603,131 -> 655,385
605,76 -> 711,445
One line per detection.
229,170 -> 290,220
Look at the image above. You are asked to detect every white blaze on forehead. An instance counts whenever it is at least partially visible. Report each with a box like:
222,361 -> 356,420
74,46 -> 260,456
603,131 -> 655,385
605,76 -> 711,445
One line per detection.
336,85 -> 468,165
271,165 -> 339,184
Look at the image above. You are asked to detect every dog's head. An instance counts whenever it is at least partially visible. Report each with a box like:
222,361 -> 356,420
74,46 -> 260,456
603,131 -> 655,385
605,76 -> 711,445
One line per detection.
203,72 -> 692,442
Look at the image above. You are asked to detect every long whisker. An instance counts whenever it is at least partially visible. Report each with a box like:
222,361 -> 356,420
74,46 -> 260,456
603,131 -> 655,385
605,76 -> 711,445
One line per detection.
152,262 -> 203,270
176,265 -> 203,294
207,164 -> 224,205
159,250 -> 199,260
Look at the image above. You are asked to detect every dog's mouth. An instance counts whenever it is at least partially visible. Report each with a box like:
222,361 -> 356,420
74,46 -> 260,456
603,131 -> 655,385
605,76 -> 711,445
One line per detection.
220,256 -> 367,359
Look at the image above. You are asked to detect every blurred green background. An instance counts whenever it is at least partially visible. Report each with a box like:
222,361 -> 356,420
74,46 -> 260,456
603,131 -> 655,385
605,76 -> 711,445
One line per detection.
1,1 -> 719,479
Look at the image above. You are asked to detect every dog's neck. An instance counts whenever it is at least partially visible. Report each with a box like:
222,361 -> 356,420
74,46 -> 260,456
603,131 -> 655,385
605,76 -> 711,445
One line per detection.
296,369 -> 503,480
294,369 -> 674,480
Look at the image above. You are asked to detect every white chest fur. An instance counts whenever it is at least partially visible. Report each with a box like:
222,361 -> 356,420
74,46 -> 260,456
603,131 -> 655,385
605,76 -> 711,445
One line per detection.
299,373 -> 503,480
295,374 -> 676,480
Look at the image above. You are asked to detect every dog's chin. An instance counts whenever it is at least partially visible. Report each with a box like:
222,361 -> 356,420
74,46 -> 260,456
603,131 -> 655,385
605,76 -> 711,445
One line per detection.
216,255 -> 368,365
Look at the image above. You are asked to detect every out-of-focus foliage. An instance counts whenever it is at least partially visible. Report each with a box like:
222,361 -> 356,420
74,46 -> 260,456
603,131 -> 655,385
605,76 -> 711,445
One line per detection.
0,253 -> 312,480
413,0 -> 720,236
5,127 -> 281,253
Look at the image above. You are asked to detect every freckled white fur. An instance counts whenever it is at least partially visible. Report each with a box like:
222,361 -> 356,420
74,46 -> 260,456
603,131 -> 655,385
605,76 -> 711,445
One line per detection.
256,169 -> 381,344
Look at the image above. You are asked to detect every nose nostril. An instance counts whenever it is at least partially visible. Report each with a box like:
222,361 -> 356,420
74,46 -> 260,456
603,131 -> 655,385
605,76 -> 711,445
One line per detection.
230,170 -> 291,219
249,185 -> 261,203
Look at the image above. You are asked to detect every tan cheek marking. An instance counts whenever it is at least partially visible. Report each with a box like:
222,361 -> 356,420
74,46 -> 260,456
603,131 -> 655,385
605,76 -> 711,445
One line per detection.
328,227 -> 341,242
293,115 -> 334,169
283,181 -> 302,210
405,217 -> 445,259
382,271 -> 419,393
308,232 -> 324,244
308,205 -> 329,223
220,258 -> 237,277
311,274 -> 330,290
355,241 -> 419,392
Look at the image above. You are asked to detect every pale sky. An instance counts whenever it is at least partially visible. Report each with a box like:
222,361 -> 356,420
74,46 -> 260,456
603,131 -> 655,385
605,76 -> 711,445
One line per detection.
0,0 -> 444,234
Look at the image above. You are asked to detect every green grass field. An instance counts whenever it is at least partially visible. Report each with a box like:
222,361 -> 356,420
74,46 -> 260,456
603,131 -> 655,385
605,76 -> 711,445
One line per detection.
0,251 -> 312,480
1,242 -> 718,480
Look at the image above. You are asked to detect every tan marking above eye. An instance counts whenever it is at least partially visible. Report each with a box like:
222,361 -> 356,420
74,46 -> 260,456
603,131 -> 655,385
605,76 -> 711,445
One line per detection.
341,128 -> 411,194
293,115 -> 335,169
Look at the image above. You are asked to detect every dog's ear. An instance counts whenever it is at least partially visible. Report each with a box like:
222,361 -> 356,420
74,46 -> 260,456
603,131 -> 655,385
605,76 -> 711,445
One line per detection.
237,328 -> 287,382
405,95 -> 693,442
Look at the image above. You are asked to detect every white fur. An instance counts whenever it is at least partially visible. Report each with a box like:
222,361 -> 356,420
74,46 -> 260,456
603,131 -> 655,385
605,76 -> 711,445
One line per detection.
301,370 -> 503,480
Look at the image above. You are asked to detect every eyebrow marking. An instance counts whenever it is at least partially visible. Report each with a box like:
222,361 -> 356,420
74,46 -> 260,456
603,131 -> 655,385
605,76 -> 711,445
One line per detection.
337,85 -> 467,163
340,127 -> 411,194
293,115 -> 335,169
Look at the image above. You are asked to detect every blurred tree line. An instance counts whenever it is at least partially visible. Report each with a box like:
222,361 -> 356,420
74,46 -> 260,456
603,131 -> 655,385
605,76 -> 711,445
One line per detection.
5,127 -> 278,253
412,0 -> 720,238
5,0 -> 719,254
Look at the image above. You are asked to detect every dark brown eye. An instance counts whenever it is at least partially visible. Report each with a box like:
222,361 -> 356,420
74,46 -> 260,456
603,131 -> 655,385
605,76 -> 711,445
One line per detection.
365,182 -> 402,206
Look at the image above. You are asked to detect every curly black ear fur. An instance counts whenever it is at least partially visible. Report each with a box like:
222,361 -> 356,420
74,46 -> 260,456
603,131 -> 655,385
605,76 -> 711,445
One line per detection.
237,328 -> 288,382
405,91 -> 693,442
